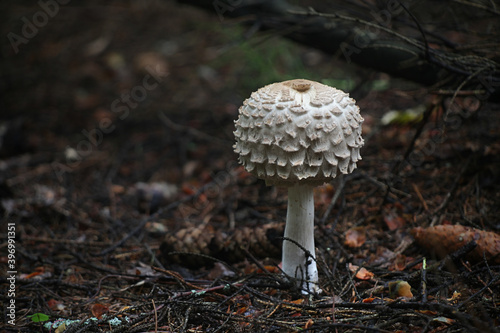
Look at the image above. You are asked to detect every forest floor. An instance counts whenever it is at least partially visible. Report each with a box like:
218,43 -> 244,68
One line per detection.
1,1 -> 499,332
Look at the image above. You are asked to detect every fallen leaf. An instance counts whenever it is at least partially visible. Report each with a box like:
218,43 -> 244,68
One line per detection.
432,316 -> 455,325
145,221 -> 167,234
388,281 -> 413,298
110,184 -> 124,194
207,262 -> 236,280
127,262 -> 161,276
381,105 -> 425,125
417,310 -> 437,315
133,52 -> 169,76
257,265 -> 280,274
47,299 -> 64,312
55,322 -> 67,333
362,297 -> 376,303
65,272 -> 83,284
25,267 -> 45,279
29,313 -> 49,323
344,227 -> 366,248
289,299 -> 305,305
181,185 -> 196,195
390,254 -> 407,271
91,304 -> 109,319
233,305 -> 249,315
348,263 -> 374,280
384,212 -> 406,230
447,291 -> 461,304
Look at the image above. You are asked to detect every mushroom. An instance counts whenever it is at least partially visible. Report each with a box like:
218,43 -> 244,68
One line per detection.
234,79 -> 364,293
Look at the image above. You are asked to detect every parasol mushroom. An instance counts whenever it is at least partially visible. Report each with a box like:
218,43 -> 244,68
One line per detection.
234,79 -> 364,293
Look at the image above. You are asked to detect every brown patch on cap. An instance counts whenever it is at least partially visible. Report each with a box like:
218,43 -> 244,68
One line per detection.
290,79 -> 312,92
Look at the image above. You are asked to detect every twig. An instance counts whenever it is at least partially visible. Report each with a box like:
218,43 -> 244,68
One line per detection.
89,274 -> 144,301
96,182 -> 210,256
360,172 -> 411,198
438,240 -> 478,272
157,111 -> 229,145
152,299 -> 158,333
320,174 -> 345,225
240,246 -> 281,279
432,156 -> 472,216
289,8 -> 427,51
458,272 -> 500,310
397,0 -> 430,60
345,263 -> 361,302
433,89 -> 487,96
451,0 -> 500,15
280,236 -> 319,293
21,236 -> 112,248
392,102 -> 437,174
444,66 -> 490,125
6,164 -> 54,187
182,306 -> 192,332
420,257 -> 427,303
412,183 -> 429,211
152,267 -> 203,291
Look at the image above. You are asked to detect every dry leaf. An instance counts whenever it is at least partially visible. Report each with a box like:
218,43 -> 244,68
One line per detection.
65,272 -> 83,284
447,291 -> 461,304
258,265 -> 280,274
384,212 -> 406,230
390,254 -> 407,271
388,281 -> 413,298
234,305 -> 248,315
21,267 -> 52,280
433,317 -> 455,325
126,264 -> 157,276
47,299 -> 64,312
110,184 -> 125,194
145,222 -> 167,234
348,263 -> 374,280
25,267 -> 45,279
289,299 -> 305,305
91,303 -> 109,319
417,310 -> 437,315
55,322 -> 67,333
344,227 -> 366,248
207,262 -> 236,280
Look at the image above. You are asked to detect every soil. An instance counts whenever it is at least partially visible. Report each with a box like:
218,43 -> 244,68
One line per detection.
1,1 -> 499,332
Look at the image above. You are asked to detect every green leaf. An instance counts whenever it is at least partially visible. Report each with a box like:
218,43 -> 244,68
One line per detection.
29,313 -> 50,323
381,105 -> 425,125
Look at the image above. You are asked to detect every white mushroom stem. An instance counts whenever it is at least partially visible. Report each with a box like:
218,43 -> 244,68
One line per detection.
282,184 -> 319,292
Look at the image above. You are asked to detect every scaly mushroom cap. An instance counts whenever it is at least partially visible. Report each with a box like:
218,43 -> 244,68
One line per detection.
234,79 -> 364,186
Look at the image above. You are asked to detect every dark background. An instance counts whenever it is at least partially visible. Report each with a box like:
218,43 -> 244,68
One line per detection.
1,1 -> 499,332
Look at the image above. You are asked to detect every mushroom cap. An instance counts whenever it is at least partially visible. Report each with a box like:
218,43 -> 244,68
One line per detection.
234,79 -> 364,186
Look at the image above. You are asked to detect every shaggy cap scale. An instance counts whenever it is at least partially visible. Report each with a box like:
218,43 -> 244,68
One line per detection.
234,79 -> 364,186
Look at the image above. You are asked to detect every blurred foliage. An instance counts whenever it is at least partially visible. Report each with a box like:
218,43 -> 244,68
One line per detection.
209,26 -> 334,93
